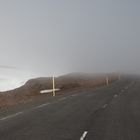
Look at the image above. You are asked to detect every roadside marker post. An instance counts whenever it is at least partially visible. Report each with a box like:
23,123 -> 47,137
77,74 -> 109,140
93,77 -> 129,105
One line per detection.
52,75 -> 56,97
106,77 -> 109,86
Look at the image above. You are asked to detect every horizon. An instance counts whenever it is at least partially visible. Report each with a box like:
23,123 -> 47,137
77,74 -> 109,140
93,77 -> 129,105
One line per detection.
0,0 -> 140,90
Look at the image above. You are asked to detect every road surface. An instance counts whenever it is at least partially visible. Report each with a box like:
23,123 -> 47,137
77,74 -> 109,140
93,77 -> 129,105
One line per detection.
0,77 -> 140,140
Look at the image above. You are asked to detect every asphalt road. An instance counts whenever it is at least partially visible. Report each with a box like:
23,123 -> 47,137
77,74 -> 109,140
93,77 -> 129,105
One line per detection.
0,77 -> 140,140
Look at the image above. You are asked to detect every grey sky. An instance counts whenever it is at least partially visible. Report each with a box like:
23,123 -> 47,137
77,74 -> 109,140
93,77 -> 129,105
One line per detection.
0,0 -> 140,77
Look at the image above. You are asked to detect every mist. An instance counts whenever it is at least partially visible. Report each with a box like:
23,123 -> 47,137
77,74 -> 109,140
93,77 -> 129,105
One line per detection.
0,0 -> 140,90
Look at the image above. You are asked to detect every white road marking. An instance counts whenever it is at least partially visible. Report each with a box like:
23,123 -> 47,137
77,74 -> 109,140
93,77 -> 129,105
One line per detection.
0,112 -> 23,121
58,97 -> 67,101
71,94 -> 78,97
114,94 -> 118,98
36,103 -> 50,109
125,87 -> 128,90
80,131 -> 88,140
102,104 -> 108,109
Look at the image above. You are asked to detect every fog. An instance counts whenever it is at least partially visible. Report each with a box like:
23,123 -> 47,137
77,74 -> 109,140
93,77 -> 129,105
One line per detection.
0,0 -> 140,90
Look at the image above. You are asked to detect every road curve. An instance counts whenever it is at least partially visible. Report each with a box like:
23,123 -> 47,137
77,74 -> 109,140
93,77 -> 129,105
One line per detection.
0,77 -> 140,140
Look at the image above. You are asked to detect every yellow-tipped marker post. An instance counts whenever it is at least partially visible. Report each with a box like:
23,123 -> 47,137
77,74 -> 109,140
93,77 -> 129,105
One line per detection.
52,75 -> 56,97
106,77 -> 109,86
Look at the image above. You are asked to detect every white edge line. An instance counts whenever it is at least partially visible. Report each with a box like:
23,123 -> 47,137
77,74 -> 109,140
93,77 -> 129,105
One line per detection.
71,94 -> 78,97
58,97 -> 67,101
80,131 -> 88,140
35,103 -> 50,109
0,112 -> 23,121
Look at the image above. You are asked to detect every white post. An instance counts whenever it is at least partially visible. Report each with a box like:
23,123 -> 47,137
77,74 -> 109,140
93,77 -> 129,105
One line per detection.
52,75 -> 55,97
106,77 -> 109,86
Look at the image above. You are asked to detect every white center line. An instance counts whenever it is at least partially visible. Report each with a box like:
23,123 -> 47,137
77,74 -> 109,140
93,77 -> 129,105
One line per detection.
0,112 -> 23,121
114,94 -> 118,98
80,131 -> 88,140
102,104 -> 108,109
125,87 -> 128,90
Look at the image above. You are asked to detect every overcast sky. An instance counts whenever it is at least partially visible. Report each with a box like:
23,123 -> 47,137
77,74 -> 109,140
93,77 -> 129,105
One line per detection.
0,0 -> 140,80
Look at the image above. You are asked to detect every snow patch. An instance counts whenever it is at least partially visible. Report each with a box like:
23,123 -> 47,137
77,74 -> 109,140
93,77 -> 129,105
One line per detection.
40,89 -> 60,94
0,68 -> 35,92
